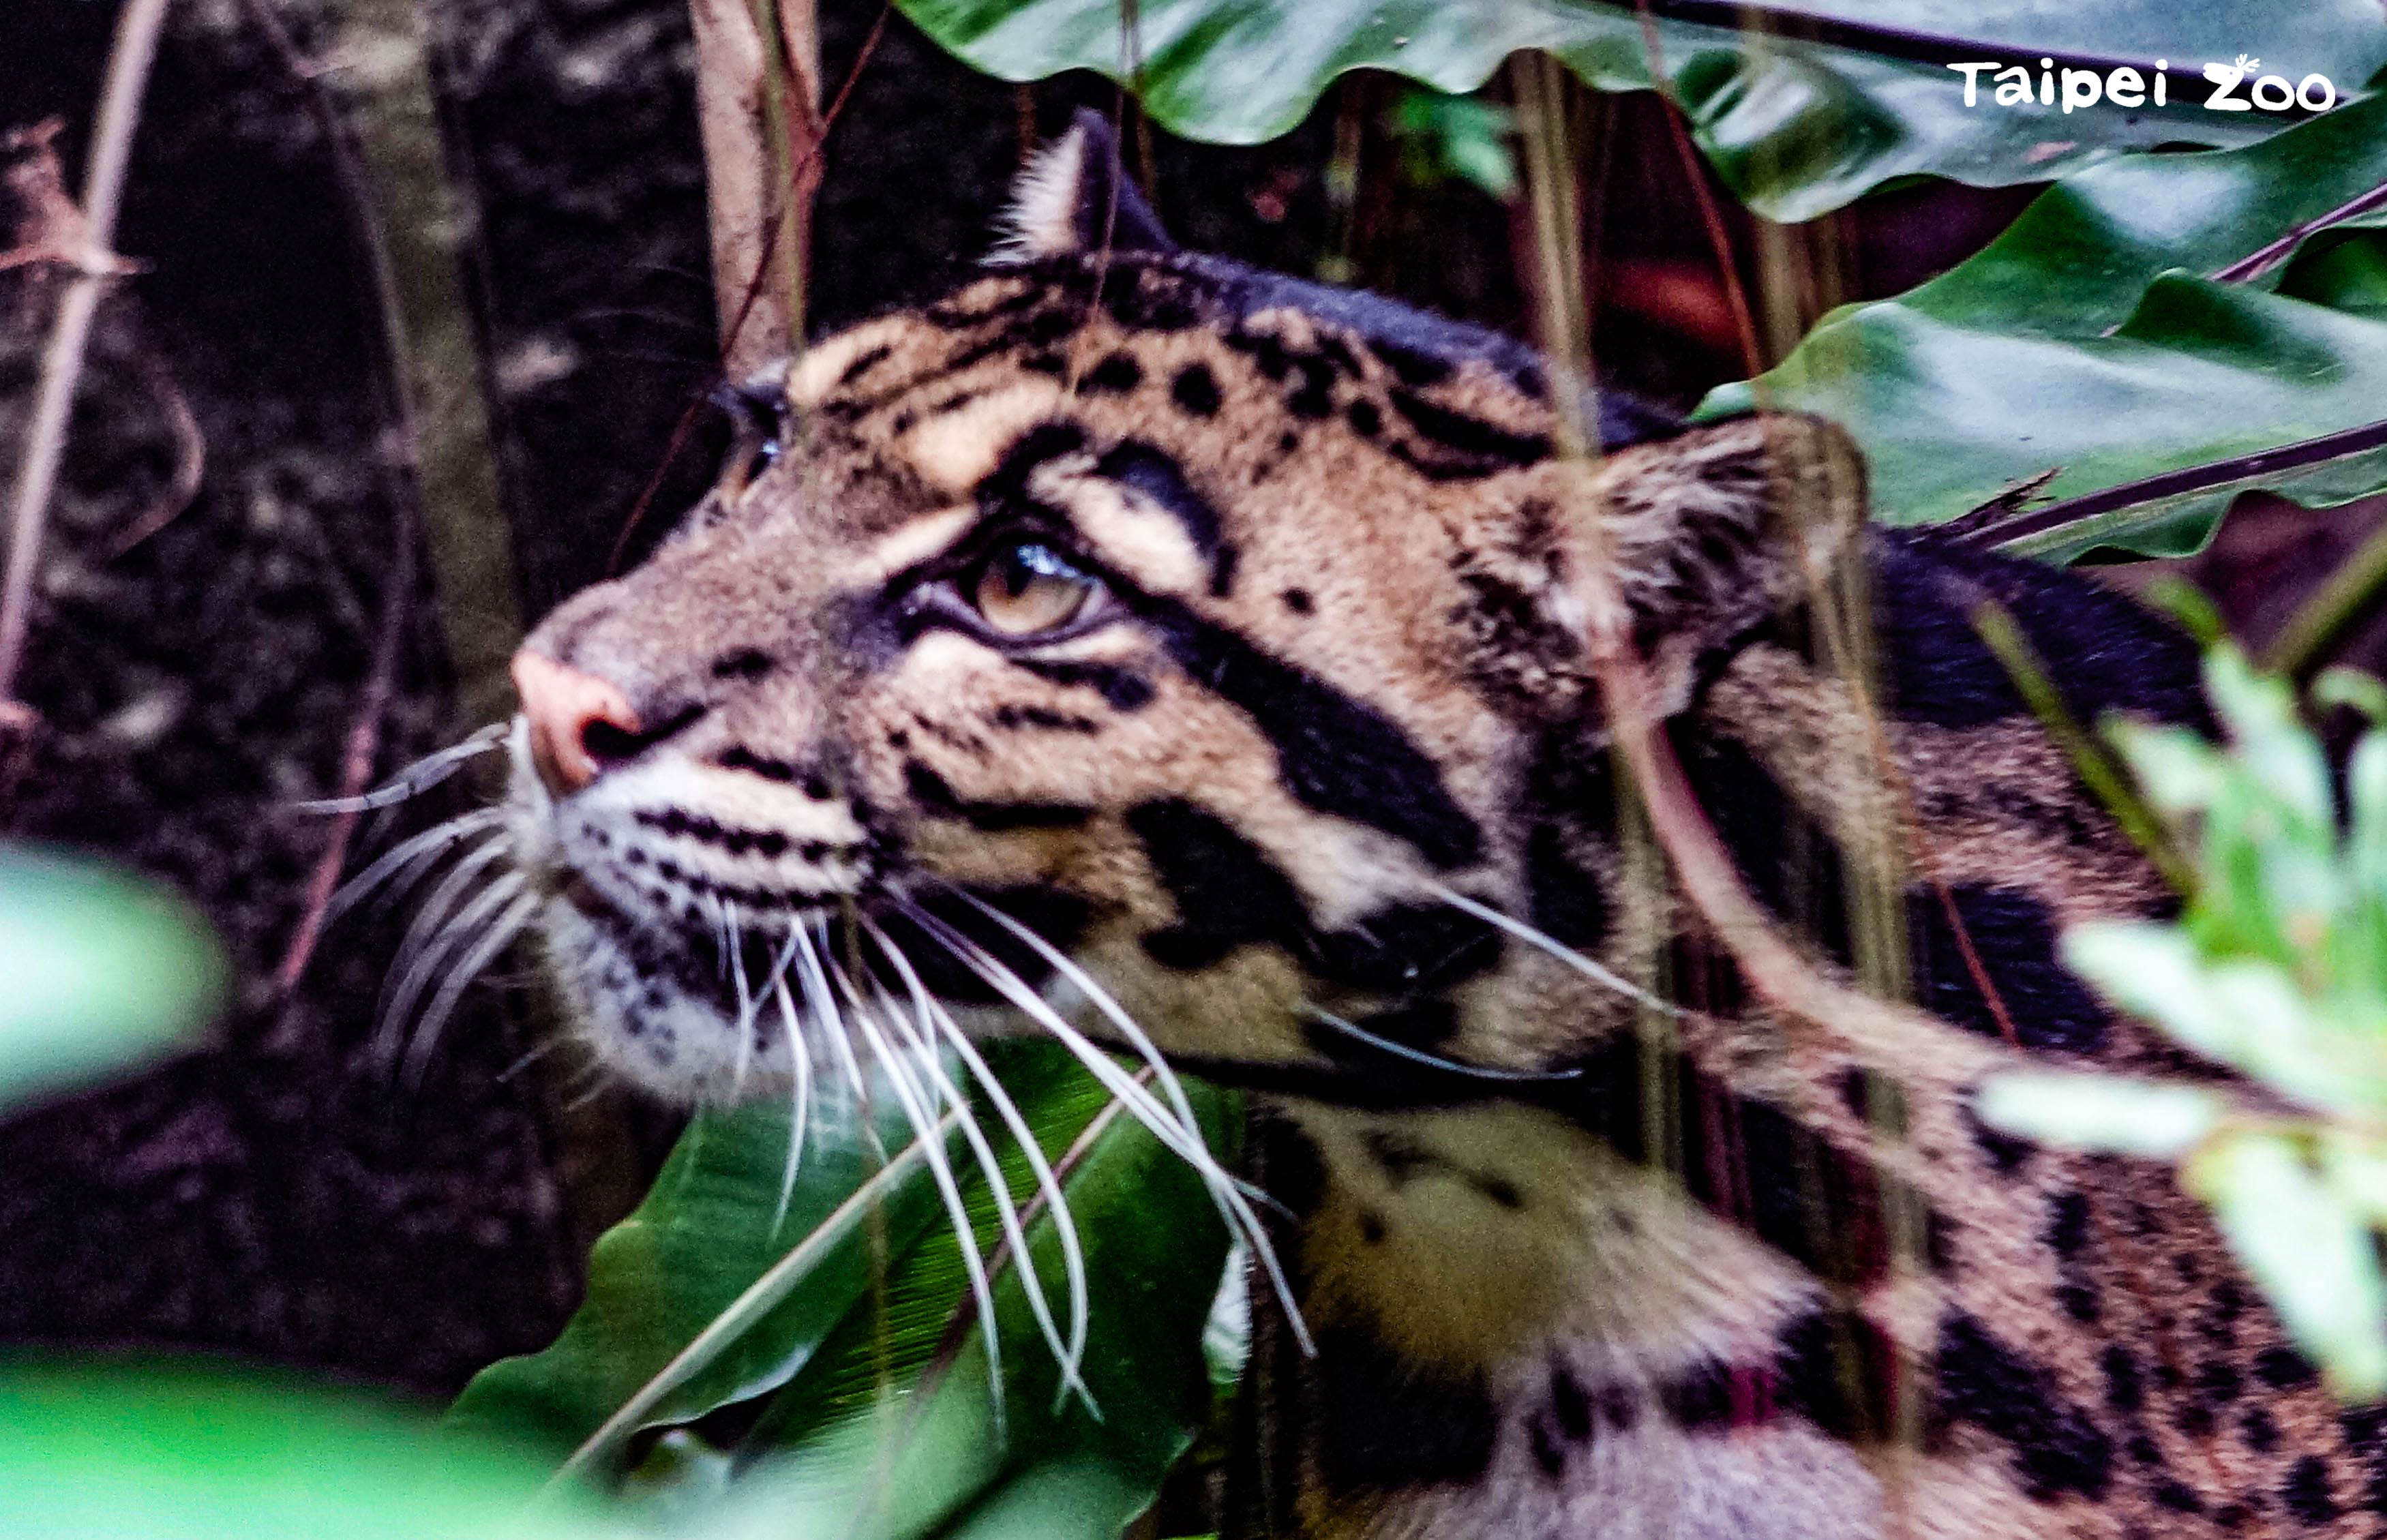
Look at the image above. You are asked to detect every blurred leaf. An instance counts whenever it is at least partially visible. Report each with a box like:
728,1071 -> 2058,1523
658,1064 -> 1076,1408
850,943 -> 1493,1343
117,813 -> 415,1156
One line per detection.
1974,1071 -> 2223,1157
0,1361 -> 631,1539
0,847 -> 224,1113
1386,89 -> 1516,200
895,1 -> 2379,220
1702,93 -> 2387,558
2189,1134 -> 2387,1398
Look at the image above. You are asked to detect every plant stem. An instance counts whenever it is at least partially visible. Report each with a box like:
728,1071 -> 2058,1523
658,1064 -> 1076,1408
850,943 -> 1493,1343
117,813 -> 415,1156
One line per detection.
0,0 -> 172,705
2265,509 -> 2387,679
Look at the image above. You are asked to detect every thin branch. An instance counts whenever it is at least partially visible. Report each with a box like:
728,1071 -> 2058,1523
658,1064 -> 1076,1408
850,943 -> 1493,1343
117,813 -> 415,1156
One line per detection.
2211,177 -> 2387,284
100,350 -> 205,560
0,0 -> 172,706
2265,503 -> 2387,679
1964,415 -> 2387,553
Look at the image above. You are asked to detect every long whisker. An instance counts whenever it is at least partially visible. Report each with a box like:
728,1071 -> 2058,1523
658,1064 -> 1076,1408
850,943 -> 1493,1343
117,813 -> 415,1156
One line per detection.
326,808 -> 507,926
792,920 -> 880,1161
727,904 -> 754,1101
295,722 -> 509,814
379,869 -> 527,1070
895,899 -> 1310,1354
402,889 -> 539,1085
837,946 -> 1092,1409
861,912 -> 1092,1395
1422,881 -> 1686,1018
1305,1006 -> 1586,1083
764,931 -> 813,1233
386,834 -> 515,985
828,958 -> 1010,1431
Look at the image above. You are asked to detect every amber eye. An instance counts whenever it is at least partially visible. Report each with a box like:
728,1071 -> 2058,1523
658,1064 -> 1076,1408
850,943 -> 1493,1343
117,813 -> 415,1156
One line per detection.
970,542 -> 1104,637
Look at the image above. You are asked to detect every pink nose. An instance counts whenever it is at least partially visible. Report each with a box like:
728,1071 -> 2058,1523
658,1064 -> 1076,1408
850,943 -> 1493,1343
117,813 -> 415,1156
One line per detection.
511,649 -> 641,796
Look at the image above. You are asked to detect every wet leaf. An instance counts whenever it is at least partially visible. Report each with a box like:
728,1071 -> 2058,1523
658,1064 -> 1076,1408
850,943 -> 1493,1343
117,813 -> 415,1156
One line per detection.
895,0 -> 2380,220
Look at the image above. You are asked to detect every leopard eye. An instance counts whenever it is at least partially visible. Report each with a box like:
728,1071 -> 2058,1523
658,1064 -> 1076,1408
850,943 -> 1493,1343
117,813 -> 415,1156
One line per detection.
712,380 -> 785,496
970,541 -> 1105,637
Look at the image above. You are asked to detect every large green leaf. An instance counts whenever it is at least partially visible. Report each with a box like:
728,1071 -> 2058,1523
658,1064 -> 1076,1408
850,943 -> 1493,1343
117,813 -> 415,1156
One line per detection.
452,1040 -> 1237,1539
1700,91 -> 2387,558
0,1363 -> 633,1539
0,846 -> 224,1113
897,0 -> 2383,220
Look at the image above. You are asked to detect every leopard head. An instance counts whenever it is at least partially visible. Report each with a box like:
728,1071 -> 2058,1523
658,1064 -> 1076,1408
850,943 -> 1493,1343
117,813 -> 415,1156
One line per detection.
499,112 -> 1860,1105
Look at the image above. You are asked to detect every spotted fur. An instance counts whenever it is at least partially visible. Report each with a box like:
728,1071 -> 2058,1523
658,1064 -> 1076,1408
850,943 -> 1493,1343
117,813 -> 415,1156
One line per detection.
500,114 -> 2384,1537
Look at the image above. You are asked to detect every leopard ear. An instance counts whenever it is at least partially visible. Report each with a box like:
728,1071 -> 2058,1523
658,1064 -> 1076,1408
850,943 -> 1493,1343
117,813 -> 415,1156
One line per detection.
991,107 -> 1176,264
1582,412 -> 1867,716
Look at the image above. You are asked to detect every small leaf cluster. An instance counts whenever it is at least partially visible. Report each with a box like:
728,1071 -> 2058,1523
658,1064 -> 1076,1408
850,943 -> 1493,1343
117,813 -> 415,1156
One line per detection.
1981,646 -> 2387,1397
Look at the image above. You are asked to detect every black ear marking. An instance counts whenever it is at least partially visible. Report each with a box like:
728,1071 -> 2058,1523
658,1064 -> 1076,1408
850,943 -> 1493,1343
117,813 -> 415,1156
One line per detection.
993,107 -> 1177,264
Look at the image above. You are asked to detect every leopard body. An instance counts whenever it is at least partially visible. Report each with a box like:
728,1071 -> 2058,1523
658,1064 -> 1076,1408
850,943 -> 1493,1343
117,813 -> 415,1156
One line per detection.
498,116 -> 2387,1538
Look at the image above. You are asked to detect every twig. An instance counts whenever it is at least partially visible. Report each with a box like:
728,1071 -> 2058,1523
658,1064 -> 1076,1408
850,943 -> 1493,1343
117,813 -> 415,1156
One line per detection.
0,0 -> 173,707
100,350 -> 205,560
2212,177 -> 2387,284
2264,499 -> 2387,679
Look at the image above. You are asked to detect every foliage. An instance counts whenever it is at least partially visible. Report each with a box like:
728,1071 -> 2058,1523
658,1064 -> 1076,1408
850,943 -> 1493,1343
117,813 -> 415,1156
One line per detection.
1383,89 -> 1516,200
451,1041 -> 1239,1539
1979,648 -> 2387,1398
1707,93 -> 2387,560
894,0 -> 2380,220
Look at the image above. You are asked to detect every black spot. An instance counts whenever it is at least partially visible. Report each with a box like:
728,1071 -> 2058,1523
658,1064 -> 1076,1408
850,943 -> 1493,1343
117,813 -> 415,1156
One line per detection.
1276,430 -> 1298,453
2256,1346 -> 2320,1390
1083,350 -> 1142,393
1210,543 -> 1240,598
1287,354 -> 1336,419
2242,1407 -> 2279,1452
1357,1210 -> 1386,1244
1473,1173 -> 1525,1209
1524,824 -> 1610,951
2284,1456 -> 2340,1524
1094,440 -> 1222,556
2047,1192 -> 2091,1257
1550,1365 -> 1593,1440
1660,1363 -> 1734,1429
718,746 -> 803,783
1138,597 -> 1482,868
1281,588 -> 1314,614
860,884 -> 1092,1006
2216,1503 -> 2250,1532
1346,398 -> 1382,437
974,421 -> 1089,507
989,703 -> 1100,734
710,648 -> 775,680
1873,532 -> 2210,734
903,759 -> 1092,831
837,343 -> 892,386
1915,885 -> 2112,1052
2196,1360 -> 2244,1406
2153,1481 -> 2205,1514
1529,1418 -> 1567,1479
2103,1346 -> 2144,1413
1169,363 -> 1220,417
1934,1312 -> 2112,1500
1967,1104 -> 2035,1174
1778,1308 -> 1895,1441
1010,657 -> 1156,711
1313,1326 -> 1497,1492
1384,388 -> 1552,479
1371,337 -> 1455,387
2058,1284 -> 2101,1323
2174,1402 -> 2216,1438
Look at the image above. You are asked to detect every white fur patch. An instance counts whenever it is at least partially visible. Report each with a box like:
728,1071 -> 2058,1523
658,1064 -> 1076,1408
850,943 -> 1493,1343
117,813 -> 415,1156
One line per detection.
988,122 -> 1090,265
905,382 -> 1068,495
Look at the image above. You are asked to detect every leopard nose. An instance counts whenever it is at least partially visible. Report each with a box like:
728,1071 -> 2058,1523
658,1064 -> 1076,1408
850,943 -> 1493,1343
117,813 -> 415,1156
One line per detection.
511,649 -> 642,797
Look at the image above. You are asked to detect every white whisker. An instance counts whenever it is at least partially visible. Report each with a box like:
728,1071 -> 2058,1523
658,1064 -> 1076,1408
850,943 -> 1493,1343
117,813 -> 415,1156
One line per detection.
894,899 -> 1310,1354
836,945 -> 1092,1409
1422,882 -> 1685,1018
295,722 -> 509,815
768,933 -> 815,1233
861,913 -> 1092,1398
829,958 -> 1010,1432
378,869 -> 527,1070
327,808 -> 507,926
402,889 -> 539,1085
727,905 -> 754,1101
387,834 -> 515,985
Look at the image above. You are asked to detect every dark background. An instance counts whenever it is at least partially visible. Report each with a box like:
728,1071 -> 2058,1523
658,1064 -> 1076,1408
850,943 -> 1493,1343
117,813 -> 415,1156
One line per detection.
0,0 -> 2375,1403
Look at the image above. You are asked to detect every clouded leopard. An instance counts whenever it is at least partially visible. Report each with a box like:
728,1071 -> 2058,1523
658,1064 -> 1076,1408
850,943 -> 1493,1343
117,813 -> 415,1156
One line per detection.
479,113 -> 2386,1538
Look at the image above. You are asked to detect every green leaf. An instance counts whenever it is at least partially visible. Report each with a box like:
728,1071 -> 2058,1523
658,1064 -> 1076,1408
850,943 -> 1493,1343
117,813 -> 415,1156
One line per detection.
1701,94 -> 2387,557
895,1 -> 2375,221
2189,1133 -> 2387,1399
0,846 -> 225,1113
1974,1071 -> 2223,1157
0,1362 -> 632,1539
